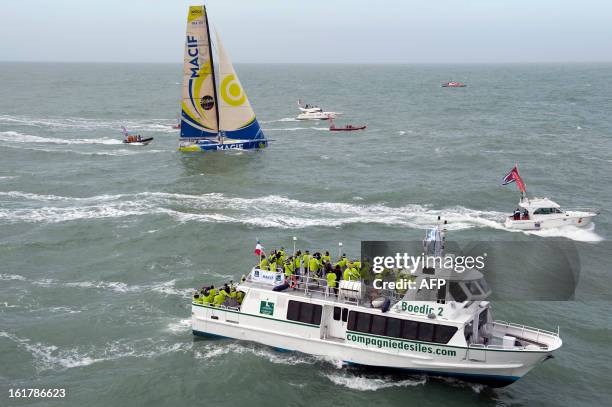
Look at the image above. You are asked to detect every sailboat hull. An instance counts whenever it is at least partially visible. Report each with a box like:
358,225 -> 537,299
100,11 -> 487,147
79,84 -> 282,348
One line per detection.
179,139 -> 268,152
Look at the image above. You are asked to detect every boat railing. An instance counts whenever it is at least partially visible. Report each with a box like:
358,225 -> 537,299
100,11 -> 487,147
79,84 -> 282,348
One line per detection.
490,320 -> 559,348
246,268 -> 363,305
563,207 -> 600,214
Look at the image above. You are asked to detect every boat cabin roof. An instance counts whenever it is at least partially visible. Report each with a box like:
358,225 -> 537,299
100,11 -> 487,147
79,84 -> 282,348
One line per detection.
519,197 -> 560,210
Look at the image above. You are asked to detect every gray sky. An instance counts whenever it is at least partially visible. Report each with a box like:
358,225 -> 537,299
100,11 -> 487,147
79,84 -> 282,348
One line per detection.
2,0 -> 612,63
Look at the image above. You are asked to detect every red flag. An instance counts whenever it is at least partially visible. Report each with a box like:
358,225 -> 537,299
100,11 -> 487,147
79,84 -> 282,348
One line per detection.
502,166 -> 526,193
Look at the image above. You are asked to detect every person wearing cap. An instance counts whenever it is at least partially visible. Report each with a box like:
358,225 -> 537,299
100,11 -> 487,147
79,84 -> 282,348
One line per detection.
337,254 -> 348,270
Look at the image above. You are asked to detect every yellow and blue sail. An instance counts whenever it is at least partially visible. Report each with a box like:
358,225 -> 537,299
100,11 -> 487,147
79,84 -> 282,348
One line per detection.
180,6 -> 218,139
179,6 -> 266,146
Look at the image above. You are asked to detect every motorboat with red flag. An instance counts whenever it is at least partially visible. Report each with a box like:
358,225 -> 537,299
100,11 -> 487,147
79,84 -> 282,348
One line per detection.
502,165 -> 598,230
329,118 -> 366,132
442,81 -> 466,88
121,126 -> 154,146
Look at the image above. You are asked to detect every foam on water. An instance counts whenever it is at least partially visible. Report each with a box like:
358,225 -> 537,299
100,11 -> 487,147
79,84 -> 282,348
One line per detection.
0,190 -> 512,232
166,319 -> 192,334
322,371 -> 426,391
525,223 -> 603,242
195,342 -> 315,365
0,332 -> 192,372
0,130 -> 123,145
0,115 -> 177,133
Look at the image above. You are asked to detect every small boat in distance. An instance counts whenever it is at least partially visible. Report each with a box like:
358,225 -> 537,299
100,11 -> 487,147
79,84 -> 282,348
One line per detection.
442,81 -> 466,88
329,118 -> 366,132
504,197 -> 598,230
296,100 -> 341,120
121,126 -> 153,146
178,5 -> 267,152
501,165 -> 598,230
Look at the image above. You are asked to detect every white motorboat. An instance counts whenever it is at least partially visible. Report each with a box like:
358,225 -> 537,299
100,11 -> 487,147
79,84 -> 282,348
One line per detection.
191,227 -> 562,387
504,197 -> 598,230
296,100 -> 341,120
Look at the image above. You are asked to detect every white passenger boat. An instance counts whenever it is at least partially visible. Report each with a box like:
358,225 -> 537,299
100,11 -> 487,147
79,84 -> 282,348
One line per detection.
296,100 -> 341,120
191,229 -> 562,387
504,197 -> 598,230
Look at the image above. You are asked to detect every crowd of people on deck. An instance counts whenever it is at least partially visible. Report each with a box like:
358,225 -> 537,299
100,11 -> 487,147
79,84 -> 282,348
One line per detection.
256,248 -> 363,294
192,278 -> 246,308
192,247 -> 365,307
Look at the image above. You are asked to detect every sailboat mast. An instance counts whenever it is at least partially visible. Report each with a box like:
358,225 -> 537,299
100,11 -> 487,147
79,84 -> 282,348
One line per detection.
203,5 -> 221,141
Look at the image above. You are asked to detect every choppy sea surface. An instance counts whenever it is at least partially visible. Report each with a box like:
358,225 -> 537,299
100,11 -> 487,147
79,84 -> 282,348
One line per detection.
0,62 -> 611,406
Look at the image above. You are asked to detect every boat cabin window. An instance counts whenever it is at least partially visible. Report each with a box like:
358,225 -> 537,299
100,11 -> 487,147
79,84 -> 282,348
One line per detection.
534,207 -> 562,215
356,312 -> 371,332
449,282 -> 468,302
371,315 -> 387,336
333,307 -> 349,322
347,311 -> 458,344
401,320 -> 419,340
476,278 -> 489,293
465,281 -> 482,296
286,300 -> 322,325
386,318 -> 402,338
434,325 -> 458,343
418,322 -> 434,342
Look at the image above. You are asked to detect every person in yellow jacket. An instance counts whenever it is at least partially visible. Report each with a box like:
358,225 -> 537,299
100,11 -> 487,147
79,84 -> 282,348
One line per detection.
349,265 -> 361,280
308,255 -> 320,276
284,258 -> 295,277
275,253 -> 284,270
352,260 -> 361,273
193,292 -> 203,304
321,251 -> 331,265
202,289 -> 213,304
208,285 -> 217,299
336,254 -> 348,269
294,252 -> 302,272
343,265 -> 360,281
258,255 -> 269,271
326,269 -> 337,296
302,250 -> 312,272
236,290 -> 244,304
213,291 -> 225,307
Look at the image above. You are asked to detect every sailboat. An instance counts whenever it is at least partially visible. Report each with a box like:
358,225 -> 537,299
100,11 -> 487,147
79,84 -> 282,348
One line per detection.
178,5 -> 268,152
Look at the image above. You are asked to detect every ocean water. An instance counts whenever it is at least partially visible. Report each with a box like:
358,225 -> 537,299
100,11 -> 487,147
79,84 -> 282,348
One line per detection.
0,62 -> 611,406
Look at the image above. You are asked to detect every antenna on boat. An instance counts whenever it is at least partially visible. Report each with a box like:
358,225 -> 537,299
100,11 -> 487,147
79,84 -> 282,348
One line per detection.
292,236 -> 297,257
338,242 -> 343,259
